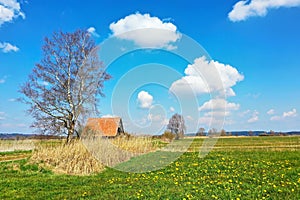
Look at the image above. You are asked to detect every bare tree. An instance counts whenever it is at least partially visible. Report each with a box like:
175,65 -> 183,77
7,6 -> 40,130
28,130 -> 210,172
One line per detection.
167,113 -> 186,140
220,129 -> 226,136
20,29 -> 111,143
196,127 -> 205,136
208,128 -> 218,137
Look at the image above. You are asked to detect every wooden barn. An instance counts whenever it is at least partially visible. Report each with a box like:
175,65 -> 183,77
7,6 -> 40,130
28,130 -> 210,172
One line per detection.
85,117 -> 125,137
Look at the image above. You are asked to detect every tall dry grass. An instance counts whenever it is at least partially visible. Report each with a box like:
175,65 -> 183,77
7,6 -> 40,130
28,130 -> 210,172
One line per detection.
81,136 -> 158,168
110,136 -> 158,153
30,140 -> 104,175
30,136 -> 159,175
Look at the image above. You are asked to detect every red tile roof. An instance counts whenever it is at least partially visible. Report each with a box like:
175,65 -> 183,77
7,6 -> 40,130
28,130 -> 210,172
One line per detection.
85,117 -> 123,137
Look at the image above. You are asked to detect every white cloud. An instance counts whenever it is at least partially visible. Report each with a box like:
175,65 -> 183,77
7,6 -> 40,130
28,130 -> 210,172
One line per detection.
199,98 -> 240,112
270,108 -> 297,121
169,106 -> 175,112
267,109 -> 275,115
270,115 -> 281,121
109,13 -> 181,49
170,56 -> 244,96
229,0 -> 300,22
0,42 -> 19,53
0,1 -> 24,53
247,110 -> 259,123
283,108 -> 297,117
248,115 -> 258,123
137,91 -> 153,109
204,111 -> 231,117
101,114 -> 118,118
87,27 -> 100,37
0,0 -> 25,26
198,99 -> 240,127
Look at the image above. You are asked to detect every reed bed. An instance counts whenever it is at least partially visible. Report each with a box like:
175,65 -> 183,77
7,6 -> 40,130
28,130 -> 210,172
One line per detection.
30,136 -> 159,175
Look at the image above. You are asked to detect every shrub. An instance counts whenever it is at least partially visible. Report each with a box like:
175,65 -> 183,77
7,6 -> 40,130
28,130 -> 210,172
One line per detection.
161,131 -> 175,142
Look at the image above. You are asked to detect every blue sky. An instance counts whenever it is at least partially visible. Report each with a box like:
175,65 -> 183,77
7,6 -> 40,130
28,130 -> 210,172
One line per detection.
0,0 -> 300,134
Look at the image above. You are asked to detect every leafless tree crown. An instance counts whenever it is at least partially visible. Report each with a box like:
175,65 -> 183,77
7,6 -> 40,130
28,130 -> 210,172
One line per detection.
20,29 -> 111,142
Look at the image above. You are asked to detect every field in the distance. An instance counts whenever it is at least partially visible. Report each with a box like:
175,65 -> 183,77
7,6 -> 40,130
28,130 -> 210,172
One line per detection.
0,136 -> 299,199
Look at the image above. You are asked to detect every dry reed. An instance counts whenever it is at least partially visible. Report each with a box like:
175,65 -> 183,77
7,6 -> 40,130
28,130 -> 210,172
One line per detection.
30,140 -> 104,175
81,136 -> 158,168
30,136 -> 159,175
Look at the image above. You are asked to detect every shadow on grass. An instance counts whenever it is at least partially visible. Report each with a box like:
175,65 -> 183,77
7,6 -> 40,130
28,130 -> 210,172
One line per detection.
114,151 -> 182,173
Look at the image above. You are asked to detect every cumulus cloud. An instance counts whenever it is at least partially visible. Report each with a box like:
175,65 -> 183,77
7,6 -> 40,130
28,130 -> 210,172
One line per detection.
198,99 -> 240,126
0,42 -> 19,53
0,0 -> 25,26
199,98 -> 240,112
267,109 -> 275,115
271,108 -> 298,121
283,108 -> 297,117
170,56 -> 244,97
87,27 -> 99,37
137,91 -> 153,109
109,13 -> 181,49
0,1 -> 24,53
229,0 -> 300,22
247,110 -> 259,123
270,115 -> 281,121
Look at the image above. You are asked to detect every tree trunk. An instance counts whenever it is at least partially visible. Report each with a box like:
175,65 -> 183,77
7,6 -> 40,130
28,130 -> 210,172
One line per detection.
75,129 -> 80,139
66,129 -> 73,144
66,121 -> 75,144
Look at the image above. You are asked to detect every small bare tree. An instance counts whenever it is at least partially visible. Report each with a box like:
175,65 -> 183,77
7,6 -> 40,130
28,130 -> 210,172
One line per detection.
167,113 -> 186,140
220,129 -> 226,136
196,127 -> 205,136
20,29 -> 111,143
208,128 -> 218,137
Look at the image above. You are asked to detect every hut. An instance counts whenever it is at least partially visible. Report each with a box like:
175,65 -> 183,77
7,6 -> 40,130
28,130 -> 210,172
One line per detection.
85,117 -> 125,137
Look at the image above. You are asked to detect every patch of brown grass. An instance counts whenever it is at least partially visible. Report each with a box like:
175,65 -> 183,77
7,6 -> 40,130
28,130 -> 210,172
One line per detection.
81,136 -> 159,168
30,140 -> 104,175
111,136 -> 158,153
30,136 -> 160,175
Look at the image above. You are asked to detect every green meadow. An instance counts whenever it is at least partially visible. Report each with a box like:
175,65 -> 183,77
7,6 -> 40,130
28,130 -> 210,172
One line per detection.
0,136 -> 299,199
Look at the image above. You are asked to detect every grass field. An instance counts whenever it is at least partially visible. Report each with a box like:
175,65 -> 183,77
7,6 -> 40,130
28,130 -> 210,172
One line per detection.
0,136 -> 299,199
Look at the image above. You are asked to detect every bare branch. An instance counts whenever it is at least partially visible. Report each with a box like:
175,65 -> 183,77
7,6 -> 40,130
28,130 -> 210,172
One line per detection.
19,29 -> 111,143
